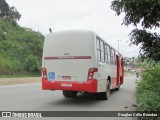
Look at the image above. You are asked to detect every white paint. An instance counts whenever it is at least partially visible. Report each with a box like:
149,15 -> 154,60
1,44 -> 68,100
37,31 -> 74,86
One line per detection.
42,30 -> 119,92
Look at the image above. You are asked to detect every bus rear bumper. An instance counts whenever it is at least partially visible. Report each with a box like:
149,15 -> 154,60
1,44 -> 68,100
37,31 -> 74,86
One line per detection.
42,78 -> 97,93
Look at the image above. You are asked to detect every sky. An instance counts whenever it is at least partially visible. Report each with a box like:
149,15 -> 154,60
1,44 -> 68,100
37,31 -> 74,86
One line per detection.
6,0 -> 140,58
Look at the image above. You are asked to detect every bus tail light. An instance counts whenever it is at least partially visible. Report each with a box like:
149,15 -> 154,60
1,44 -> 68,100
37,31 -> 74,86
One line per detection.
42,68 -> 47,79
87,68 -> 97,80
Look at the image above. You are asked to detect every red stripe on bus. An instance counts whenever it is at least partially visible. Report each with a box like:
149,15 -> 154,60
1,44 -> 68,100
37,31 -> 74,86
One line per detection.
45,56 -> 91,60
74,56 -> 91,59
45,57 -> 59,60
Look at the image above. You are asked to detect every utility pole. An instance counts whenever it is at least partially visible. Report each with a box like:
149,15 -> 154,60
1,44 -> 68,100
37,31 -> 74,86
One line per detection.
117,40 -> 121,52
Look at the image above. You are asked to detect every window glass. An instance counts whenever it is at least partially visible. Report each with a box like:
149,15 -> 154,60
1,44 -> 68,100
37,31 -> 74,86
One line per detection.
100,41 -> 104,52
112,50 -> 115,64
96,39 -> 100,50
110,49 -> 112,64
108,54 -> 110,63
97,37 -> 114,63
97,50 -> 101,62
107,46 -> 110,55
107,46 -> 110,64
101,51 -> 105,62
105,53 -> 108,63
105,44 -> 108,54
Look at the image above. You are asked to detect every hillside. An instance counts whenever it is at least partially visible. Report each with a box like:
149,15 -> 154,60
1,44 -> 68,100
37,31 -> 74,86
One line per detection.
0,19 -> 44,76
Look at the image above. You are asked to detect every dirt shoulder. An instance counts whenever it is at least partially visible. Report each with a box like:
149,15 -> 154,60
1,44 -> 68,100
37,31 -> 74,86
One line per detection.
0,77 -> 41,85
0,74 -> 135,86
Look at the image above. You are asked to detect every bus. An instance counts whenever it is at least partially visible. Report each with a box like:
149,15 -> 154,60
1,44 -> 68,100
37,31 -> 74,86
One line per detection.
42,30 -> 124,100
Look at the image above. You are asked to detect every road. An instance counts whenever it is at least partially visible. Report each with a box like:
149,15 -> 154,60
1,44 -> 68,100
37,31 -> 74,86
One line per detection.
0,76 -> 138,120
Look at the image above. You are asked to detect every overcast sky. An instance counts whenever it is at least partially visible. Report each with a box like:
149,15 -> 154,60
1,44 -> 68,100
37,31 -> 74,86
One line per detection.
6,0 -> 140,58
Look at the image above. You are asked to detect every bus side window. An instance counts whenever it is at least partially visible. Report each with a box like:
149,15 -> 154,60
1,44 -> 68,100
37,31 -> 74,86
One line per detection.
96,38 -> 101,62
110,48 -> 113,64
114,51 -> 117,65
96,38 -> 100,49
113,49 -> 115,65
107,46 -> 111,64
100,40 -> 105,63
105,44 -> 108,63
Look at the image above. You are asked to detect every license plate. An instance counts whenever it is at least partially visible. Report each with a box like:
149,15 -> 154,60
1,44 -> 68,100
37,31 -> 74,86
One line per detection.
62,76 -> 71,80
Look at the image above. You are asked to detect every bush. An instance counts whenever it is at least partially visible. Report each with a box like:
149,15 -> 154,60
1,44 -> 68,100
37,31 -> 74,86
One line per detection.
23,55 -> 41,73
137,62 -> 160,120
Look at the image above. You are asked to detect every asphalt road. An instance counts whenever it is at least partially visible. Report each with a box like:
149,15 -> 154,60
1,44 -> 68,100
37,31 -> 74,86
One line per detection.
0,75 -> 138,120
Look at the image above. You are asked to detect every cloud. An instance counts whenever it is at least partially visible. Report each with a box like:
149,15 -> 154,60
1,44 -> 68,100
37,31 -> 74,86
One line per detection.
6,0 -> 140,57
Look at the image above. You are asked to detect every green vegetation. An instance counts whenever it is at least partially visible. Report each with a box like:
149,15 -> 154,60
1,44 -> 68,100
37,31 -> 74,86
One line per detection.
0,0 -> 21,25
137,62 -> 160,120
111,0 -> 160,120
111,0 -> 160,61
0,19 -> 44,76
0,0 -> 44,77
111,1 -> 160,119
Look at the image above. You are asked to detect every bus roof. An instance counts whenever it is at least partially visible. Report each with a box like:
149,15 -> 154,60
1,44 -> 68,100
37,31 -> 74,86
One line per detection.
46,30 -> 95,37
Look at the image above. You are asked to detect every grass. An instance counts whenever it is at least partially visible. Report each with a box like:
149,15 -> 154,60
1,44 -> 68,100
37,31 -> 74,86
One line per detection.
136,63 -> 160,120
0,19 -> 44,76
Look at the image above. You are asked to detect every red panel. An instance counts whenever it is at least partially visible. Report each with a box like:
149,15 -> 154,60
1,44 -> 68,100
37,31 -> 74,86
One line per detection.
42,78 -> 97,93
121,59 -> 124,84
116,55 -> 120,87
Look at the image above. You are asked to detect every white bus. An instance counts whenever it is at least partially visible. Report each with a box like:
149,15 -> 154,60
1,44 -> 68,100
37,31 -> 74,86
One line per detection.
42,30 -> 124,100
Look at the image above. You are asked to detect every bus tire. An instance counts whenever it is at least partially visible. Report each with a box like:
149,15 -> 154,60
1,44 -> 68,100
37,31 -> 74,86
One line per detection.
115,85 -> 120,91
96,80 -> 110,100
62,90 -> 77,98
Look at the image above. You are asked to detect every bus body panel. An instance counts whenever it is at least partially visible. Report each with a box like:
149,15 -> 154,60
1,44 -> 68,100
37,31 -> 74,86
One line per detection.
42,78 -> 97,93
42,30 -> 124,93
42,31 -> 97,83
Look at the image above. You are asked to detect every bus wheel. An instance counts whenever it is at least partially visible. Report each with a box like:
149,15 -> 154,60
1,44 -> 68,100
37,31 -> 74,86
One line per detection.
115,85 -> 120,91
62,90 -> 77,98
105,80 -> 110,100
96,80 -> 110,100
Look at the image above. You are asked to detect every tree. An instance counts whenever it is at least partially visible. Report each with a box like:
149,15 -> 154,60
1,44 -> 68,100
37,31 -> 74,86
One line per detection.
0,0 -> 21,24
111,0 -> 160,61
0,0 -> 10,18
8,6 -> 21,24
